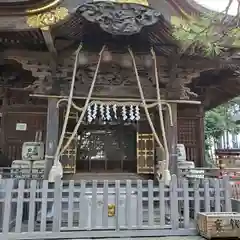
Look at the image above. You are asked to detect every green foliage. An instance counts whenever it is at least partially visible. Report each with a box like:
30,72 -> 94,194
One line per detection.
171,15 -> 240,57
204,101 -> 240,165
204,98 -> 240,148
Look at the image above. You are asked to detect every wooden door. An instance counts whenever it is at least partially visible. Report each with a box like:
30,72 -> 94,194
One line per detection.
137,133 -> 155,174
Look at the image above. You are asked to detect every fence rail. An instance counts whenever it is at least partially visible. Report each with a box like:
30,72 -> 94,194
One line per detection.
0,175 -> 232,239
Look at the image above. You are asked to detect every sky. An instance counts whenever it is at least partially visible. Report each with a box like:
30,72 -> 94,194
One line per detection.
195,0 -> 238,15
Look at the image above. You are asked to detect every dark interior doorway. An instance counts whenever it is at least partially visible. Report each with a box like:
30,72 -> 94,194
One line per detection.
76,124 -> 136,172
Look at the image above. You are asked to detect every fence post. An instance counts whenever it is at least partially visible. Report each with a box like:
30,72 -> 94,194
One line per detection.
91,180 -> 97,229
15,180 -> 25,233
183,178 -> 189,228
223,175 -> 232,212
115,180 -> 120,232
204,179 -> 210,212
2,179 -> 13,235
137,180 -> 143,228
52,177 -> 62,232
28,180 -> 37,232
170,174 -> 178,229
148,180 -> 154,226
213,178 -> 221,212
194,179 -> 200,220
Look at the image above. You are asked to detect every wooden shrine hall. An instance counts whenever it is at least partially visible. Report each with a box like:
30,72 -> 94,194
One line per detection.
0,0 -> 239,179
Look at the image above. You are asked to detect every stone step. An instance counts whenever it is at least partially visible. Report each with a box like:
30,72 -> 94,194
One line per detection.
64,172 -> 144,181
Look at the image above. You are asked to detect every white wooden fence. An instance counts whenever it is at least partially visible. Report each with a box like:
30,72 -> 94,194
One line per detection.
0,175 -> 232,239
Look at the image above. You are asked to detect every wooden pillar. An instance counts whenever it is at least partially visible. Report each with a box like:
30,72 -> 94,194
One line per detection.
198,104 -> 205,167
44,98 -> 59,179
165,103 -> 178,175
0,90 -> 8,152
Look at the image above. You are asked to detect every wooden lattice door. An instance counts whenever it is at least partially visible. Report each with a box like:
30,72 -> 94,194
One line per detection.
136,115 -> 155,174
60,132 -> 77,174
137,133 -> 155,174
60,111 -> 78,174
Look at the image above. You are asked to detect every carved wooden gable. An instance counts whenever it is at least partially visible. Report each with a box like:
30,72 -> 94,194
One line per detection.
61,63 -> 159,97
6,52 -> 201,100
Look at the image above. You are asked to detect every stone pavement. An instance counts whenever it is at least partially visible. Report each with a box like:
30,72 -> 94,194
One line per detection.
136,238 -> 204,240
73,238 -> 204,240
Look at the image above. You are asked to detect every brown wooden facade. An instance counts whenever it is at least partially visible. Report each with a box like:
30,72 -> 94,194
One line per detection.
0,91 -> 204,170
0,0 -> 239,176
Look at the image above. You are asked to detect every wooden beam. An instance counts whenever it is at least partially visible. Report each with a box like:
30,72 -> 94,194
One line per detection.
29,93 -> 202,104
198,105 -> 205,167
41,29 -> 57,60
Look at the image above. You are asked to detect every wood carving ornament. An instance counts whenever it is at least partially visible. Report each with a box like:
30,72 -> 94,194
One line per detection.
93,0 -> 149,6
78,2 -> 161,35
26,7 -> 68,30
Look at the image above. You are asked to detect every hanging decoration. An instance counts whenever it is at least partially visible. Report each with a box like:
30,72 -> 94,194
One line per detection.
129,105 -> 135,121
106,105 -> 111,121
135,105 -> 140,121
87,105 -> 93,123
113,104 -> 117,119
122,106 -> 128,121
92,103 -> 98,120
85,103 -> 141,122
100,104 -> 105,120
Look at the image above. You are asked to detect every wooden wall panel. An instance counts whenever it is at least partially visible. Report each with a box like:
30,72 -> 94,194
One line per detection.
1,105 -> 47,162
177,105 -> 204,167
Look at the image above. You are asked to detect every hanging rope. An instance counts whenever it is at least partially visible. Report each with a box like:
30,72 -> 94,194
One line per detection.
59,45 -> 105,156
57,98 -> 83,112
151,48 -> 171,183
128,48 -> 165,155
48,43 -> 83,181
53,43 -> 82,162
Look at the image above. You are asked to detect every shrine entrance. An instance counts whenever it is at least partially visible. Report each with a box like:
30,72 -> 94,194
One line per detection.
76,124 -> 137,172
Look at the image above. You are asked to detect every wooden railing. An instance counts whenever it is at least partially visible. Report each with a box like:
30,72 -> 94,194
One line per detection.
0,175 -> 232,239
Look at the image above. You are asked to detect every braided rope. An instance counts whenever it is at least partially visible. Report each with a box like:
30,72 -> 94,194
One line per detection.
59,46 -> 106,155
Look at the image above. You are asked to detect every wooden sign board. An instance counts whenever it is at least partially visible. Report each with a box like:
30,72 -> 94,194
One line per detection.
16,123 -> 27,131
197,212 -> 240,239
